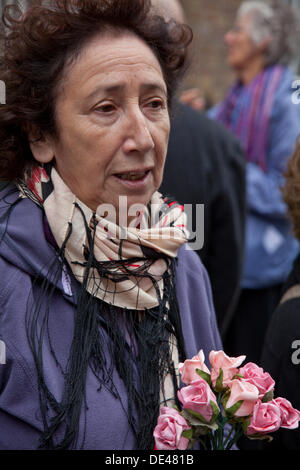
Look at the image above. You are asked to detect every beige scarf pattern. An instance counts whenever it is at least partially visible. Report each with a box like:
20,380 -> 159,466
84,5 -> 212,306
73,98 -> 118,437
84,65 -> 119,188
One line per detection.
20,165 -> 189,310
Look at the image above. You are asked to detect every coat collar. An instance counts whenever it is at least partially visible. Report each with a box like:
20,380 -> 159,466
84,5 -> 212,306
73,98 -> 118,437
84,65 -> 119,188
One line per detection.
0,183 -> 78,305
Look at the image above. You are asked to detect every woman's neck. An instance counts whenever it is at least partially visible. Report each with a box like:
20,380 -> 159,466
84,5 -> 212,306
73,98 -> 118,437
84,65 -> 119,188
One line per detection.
236,56 -> 266,85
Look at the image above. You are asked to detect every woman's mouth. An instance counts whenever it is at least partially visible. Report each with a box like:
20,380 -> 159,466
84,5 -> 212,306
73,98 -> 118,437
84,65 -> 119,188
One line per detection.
114,170 -> 151,188
117,171 -> 148,181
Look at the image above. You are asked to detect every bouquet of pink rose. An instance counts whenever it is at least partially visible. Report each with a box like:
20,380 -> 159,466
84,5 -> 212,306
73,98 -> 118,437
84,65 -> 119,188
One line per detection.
153,350 -> 300,450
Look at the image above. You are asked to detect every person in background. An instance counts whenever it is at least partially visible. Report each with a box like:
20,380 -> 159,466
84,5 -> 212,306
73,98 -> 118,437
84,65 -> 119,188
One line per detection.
260,141 -> 300,450
152,0 -> 246,338
209,0 -> 300,365
179,88 -> 207,112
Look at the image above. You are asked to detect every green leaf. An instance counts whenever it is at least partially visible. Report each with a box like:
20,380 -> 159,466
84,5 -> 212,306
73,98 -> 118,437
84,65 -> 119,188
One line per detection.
181,409 -> 218,430
221,389 -> 231,409
181,409 -> 203,427
232,373 -> 244,380
181,429 -> 193,440
242,417 -> 251,434
261,390 -> 274,403
214,368 -> 224,392
181,409 -> 218,432
185,408 -> 210,424
194,425 -> 215,437
209,400 -> 220,424
225,399 -> 244,418
232,415 -> 250,425
196,368 -> 212,386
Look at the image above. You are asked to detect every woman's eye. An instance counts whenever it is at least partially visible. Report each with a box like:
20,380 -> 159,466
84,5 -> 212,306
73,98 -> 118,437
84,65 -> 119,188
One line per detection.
147,99 -> 164,109
95,104 -> 115,113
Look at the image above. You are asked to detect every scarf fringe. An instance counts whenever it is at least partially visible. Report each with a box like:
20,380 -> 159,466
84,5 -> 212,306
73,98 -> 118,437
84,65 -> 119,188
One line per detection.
14,195 -> 187,450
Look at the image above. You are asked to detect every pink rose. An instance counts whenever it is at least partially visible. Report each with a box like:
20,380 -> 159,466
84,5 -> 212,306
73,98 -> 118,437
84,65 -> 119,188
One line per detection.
209,350 -> 246,388
225,379 -> 259,417
239,362 -> 275,399
177,378 -> 219,423
153,407 -> 191,450
178,349 -> 210,385
274,397 -> 300,430
246,399 -> 281,436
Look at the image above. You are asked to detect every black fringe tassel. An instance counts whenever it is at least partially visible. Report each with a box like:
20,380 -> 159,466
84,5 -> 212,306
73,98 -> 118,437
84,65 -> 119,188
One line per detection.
19,201 -> 187,450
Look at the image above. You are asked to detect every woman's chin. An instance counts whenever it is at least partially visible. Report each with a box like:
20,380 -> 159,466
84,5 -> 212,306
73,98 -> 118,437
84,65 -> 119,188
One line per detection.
112,173 -> 156,205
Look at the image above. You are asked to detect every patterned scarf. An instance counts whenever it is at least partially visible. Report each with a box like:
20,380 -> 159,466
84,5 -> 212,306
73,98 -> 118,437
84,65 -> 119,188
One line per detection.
20,164 -> 188,309
214,65 -> 284,172
17,164 -> 189,450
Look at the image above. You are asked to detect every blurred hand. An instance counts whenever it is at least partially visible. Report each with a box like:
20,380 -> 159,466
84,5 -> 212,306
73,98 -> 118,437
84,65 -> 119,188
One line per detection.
179,88 -> 206,111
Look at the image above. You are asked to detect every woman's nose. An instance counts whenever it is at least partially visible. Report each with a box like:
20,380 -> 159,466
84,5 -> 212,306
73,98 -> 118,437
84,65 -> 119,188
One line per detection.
122,108 -> 155,154
224,31 -> 234,46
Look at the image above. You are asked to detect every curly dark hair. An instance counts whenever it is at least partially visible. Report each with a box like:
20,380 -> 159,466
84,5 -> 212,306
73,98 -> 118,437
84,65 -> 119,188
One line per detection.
0,0 -> 192,180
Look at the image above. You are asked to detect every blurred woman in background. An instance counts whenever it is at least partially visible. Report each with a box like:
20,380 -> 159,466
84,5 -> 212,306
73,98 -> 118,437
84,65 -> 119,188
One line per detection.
209,0 -> 300,365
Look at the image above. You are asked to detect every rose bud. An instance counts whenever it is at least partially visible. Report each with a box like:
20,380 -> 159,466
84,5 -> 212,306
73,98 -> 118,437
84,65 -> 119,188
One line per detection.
153,407 -> 191,450
246,399 -> 281,436
224,379 -> 259,417
239,362 -> 275,399
178,378 -> 219,424
178,349 -> 210,385
274,397 -> 300,430
209,350 -> 246,389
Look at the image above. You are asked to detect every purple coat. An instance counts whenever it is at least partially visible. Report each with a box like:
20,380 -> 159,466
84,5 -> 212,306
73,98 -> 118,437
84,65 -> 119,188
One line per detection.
0,185 -> 222,450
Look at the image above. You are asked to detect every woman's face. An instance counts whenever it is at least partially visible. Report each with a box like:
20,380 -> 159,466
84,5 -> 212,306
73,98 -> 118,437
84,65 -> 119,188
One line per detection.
31,32 -> 170,213
224,13 -> 266,71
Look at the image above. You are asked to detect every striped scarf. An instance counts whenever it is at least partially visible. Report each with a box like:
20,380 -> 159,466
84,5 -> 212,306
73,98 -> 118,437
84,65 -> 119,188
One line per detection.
19,164 -> 189,310
214,65 -> 284,172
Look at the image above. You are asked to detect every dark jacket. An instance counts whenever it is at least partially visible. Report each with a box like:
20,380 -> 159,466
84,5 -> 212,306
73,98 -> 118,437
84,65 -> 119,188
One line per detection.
160,102 -> 246,337
260,253 -> 300,450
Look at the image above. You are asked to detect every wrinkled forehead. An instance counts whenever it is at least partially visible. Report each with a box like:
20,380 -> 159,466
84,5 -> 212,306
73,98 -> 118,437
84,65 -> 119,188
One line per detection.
56,30 -> 166,98
54,31 -> 167,105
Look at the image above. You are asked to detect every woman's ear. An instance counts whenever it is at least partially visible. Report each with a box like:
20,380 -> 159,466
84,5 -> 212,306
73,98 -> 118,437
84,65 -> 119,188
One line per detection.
28,129 -> 55,164
258,36 -> 271,54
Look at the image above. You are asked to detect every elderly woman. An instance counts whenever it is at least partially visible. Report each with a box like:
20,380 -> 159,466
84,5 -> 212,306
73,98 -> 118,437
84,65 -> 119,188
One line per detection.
209,0 -> 300,365
0,0 -> 222,451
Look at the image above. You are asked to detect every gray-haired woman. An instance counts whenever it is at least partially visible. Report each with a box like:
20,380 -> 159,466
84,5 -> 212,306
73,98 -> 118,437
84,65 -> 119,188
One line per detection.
209,1 -> 300,366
